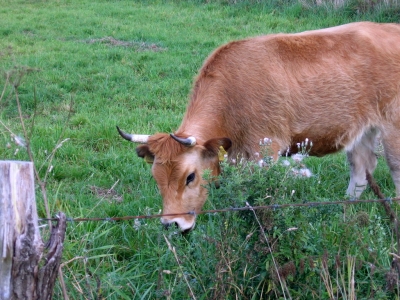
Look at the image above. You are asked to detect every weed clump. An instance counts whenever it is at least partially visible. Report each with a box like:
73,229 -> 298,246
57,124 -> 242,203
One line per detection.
200,138 -> 398,298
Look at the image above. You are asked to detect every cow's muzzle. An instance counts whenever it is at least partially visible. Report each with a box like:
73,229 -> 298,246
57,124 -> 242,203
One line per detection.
161,216 -> 195,233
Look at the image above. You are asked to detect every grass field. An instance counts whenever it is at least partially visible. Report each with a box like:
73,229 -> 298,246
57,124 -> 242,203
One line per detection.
1,0 -> 400,299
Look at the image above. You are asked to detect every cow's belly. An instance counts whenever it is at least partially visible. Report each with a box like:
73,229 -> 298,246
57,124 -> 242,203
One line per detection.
288,132 -> 348,157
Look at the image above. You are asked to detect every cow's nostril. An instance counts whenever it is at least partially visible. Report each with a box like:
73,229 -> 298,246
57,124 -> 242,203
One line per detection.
162,223 -> 171,230
162,221 -> 179,230
181,227 -> 192,235
161,217 -> 195,233
162,221 -> 192,234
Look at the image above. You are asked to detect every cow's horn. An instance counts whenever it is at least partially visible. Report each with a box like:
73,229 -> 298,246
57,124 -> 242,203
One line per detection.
170,134 -> 196,147
116,126 -> 149,144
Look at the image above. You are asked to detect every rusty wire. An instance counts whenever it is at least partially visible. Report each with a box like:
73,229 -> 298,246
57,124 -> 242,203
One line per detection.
39,197 -> 400,223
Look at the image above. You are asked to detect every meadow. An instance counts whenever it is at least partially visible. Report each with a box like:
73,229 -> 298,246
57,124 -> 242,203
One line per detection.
1,0 -> 400,298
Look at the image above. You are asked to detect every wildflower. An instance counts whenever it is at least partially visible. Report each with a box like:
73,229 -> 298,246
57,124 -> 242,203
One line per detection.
260,137 -> 272,146
282,159 -> 291,167
291,167 -> 312,178
258,159 -> 265,167
263,137 -> 272,145
299,168 -> 313,178
133,219 -> 141,230
13,135 -> 26,148
292,153 -> 306,162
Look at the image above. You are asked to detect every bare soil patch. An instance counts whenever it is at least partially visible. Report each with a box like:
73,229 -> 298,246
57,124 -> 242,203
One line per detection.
85,36 -> 166,52
89,185 -> 123,202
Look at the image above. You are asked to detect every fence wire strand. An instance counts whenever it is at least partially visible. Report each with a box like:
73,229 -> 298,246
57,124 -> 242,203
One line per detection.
39,197 -> 400,223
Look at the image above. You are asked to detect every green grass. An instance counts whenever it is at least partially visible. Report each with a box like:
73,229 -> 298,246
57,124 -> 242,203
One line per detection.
1,0 -> 400,298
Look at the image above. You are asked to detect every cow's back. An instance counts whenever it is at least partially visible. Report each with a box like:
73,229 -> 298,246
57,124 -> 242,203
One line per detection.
180,22 -> 400,157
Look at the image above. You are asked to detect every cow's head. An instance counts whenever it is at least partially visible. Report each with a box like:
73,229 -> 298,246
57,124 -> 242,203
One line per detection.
117,126 -> 232,232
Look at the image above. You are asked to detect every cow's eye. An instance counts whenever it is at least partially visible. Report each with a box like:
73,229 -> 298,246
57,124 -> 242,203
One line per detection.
186,172 -> 195,185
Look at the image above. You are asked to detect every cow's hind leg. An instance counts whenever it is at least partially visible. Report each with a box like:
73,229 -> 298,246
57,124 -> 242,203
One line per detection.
381,125 -> 400,196
346,128 -> 379,199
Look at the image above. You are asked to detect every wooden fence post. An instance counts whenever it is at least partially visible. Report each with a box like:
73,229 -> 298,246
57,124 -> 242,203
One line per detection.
0,161 -> 66,300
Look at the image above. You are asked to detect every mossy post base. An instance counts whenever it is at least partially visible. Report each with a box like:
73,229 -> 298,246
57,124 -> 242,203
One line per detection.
0,161 -> 66,300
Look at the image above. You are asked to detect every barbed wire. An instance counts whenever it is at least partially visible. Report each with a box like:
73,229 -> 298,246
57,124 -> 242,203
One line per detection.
39,197 -> 400,223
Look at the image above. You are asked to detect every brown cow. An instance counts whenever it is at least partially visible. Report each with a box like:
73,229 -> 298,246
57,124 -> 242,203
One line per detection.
118,22 -> 400,232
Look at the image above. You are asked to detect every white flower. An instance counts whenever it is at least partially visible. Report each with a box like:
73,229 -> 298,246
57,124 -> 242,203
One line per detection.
299,168 -> 313,178
13,135 -> 26,148
133,219 -> 141,230
260,137 -> 272,146
263,137 -> 272,145
292,153 -> 305,162
282,159 -> 291,167
291,167 -> 312,178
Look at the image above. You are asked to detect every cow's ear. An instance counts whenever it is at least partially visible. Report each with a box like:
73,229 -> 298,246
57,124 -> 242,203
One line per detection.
202,138 -> 232,159
136,145 -> 155,164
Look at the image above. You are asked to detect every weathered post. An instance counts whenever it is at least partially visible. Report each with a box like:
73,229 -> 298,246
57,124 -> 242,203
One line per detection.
0,161 -> 66,300
0,161 -> 42,300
